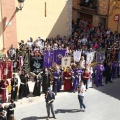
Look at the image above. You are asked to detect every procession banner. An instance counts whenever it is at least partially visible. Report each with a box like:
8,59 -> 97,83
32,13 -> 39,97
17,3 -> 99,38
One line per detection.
18,49 -> 30,73
73,50 -> 81,62
96,51 -> 105,63
54,49 -> 66,65
0,60 -> 13,79
61,57 -> 71,68
43,51 -> 54,68
30,56 -> 43,75
86,51 -> 96,64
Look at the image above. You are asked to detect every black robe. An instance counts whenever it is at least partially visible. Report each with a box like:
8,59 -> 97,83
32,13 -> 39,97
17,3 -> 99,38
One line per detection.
19,74 -> 30,99
11,78 -> 18,101
42,70 -> 51,93
105,64 -> 112,83
33,76 -> 43,96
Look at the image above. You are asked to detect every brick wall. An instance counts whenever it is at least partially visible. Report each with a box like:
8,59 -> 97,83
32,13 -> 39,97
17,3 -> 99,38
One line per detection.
1,0 -> 17,50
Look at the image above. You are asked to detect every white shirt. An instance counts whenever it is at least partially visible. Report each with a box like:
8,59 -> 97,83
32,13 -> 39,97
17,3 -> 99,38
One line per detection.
106,30 -> 110,35
36,41 -> 41,46
81,38 -> 87,45
80,60 -> 85,69
78,85 -> 86,96
27,42 -> 33,48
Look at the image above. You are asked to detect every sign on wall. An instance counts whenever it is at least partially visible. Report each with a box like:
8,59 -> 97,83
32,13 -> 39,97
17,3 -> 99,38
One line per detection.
114,14 -> 119,21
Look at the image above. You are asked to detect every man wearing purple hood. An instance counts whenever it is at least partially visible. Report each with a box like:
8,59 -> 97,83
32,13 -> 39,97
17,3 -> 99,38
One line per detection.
73,66 -> 79,93
73,65 -> 83,93
111,60 -> 118,78
94,63 -> 104,87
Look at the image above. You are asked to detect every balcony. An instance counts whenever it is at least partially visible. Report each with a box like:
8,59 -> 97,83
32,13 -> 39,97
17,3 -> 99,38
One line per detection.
79,0 -> 98,14
73,0 -> 109,16
80,6 -> 97,14
78,0 -> 109,16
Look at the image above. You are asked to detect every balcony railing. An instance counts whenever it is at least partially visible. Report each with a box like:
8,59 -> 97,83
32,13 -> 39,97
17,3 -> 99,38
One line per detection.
79,0 -> 98,14
80,0 -> 98,8
80,6 -> 97,14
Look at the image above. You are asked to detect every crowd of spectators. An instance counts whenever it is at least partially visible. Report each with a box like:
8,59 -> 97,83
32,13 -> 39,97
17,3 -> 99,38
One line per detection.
7,18 -> 119,67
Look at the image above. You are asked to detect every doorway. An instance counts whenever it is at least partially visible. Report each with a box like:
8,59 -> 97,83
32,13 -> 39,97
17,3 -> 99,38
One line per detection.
79,12 -> 93,22
99,17 -> 106,26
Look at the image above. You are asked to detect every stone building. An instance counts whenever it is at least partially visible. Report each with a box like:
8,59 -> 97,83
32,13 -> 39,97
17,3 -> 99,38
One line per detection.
73,0 -> 120,32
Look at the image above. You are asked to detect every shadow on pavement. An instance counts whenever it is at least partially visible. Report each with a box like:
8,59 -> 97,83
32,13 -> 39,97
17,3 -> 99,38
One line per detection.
55,109 -> 79,114
21,116 -> 49,120
93,78 -> 120,100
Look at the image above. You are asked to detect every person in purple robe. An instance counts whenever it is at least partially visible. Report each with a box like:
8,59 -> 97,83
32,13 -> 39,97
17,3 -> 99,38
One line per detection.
111,60 -> 118,78
52,66 -> 62,92
99,63 -> 105,84
94,63 -> 104,87
73,66 -> 80,93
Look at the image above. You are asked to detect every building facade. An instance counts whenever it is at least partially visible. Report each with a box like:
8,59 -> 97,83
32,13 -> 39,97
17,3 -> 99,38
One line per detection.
0,0 -> 72,50
0,0 -> 120,51
73,0 -> 120,32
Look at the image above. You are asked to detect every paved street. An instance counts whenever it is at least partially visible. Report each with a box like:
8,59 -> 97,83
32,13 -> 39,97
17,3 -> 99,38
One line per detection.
13,78 -> 120,120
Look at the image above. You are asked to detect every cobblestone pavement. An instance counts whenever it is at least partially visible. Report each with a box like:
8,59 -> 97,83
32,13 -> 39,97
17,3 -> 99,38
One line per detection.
10,78 -> 120,120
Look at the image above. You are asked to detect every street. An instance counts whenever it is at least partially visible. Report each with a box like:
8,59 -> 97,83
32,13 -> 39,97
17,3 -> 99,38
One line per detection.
14,78 -> 120,120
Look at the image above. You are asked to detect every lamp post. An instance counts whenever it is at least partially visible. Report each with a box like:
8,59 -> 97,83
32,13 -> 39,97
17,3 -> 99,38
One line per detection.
16,0 -> 25,11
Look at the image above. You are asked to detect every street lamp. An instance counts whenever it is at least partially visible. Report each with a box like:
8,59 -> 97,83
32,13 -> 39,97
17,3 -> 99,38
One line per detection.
16,0 -> 25,11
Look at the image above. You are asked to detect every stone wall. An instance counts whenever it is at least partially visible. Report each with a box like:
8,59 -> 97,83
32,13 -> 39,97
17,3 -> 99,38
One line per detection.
97,0 -> 109,15
72,0 -> 80,10
72,0 -> 80,21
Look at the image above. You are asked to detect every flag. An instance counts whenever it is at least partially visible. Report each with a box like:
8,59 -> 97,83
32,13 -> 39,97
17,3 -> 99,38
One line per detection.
54,49 -> 66,65
73,50 -> 81,62
0,60 -> 13,79
30,56 -> 43,75
18,49 -> 30,73
96,52 -> 105,63
86,51 -> 96,64
61,57 -> 71,68
43,51 -> 54,68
